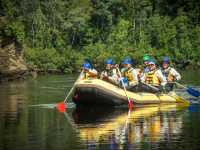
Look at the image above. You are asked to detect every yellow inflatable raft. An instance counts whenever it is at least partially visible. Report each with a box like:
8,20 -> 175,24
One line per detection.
72,79 -> 189,106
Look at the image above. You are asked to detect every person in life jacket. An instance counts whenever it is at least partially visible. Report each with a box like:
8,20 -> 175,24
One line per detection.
145,59 -> 167,90
80,62 -> 98,80
100,58 -> 118,84
137,54 -> 151,82
143,54 -> 151,73
161,56 -> 181,91
161,57 -> 181,81
120,58 -> 139,90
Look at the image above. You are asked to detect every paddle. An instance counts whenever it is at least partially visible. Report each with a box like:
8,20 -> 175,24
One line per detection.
174,82 -> 200,97
56,71 -> 83,112
140,81 -> 160,92
116,67 -> 133,109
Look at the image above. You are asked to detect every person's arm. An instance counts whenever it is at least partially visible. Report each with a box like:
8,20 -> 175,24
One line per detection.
80,73 -> 85,80
108,69 -> 119,84
170,68 -> 181,81
79,68 -> 85,80
132,69 -> 139,81
128,69 -> 139,86
111,69 -> 118,79
139,72 -> 146,82
156,70 -> 167,86
100,71 -> 106,79
87,69 -> 98,77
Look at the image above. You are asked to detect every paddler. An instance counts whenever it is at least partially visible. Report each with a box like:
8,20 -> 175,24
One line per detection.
137,54 -> 151,82
100,58 -> 118,84
143,54 -> 151,73
144,59 -> 167,92
119,58 -> 139,90
161,56 -> 181,91
80,62 -> 98,80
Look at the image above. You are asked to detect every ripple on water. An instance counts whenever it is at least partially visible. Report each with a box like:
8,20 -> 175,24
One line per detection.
28,102 -> 76,109
1,74 -> 200,150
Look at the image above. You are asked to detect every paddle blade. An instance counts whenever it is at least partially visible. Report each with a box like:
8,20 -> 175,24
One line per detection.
186,87 -> 200,97
128,100 -> 133,110
56,102 -> 66,113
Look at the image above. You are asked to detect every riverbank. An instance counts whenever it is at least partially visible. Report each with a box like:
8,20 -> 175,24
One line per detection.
0,65 -> 200,82
0,36 -> 199,82
0,37 -> 27,81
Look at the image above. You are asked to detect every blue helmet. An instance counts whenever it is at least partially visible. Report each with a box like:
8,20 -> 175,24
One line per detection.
122,58 -> 133,65
82,62 -> 91,70
105,58 -> 113,65
162,56 -> 170,63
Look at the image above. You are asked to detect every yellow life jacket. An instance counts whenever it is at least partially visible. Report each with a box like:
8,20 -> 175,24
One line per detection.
145,70 -> 161,86
162,67 -> 174,81
167,73 -> 174,81
84,72 -> 90,79
83,70 -> 97,80
123,68 -> 134,82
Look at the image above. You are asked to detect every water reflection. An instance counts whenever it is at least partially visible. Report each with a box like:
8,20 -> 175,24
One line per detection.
0,78 -> 77,150
0,74 -> 199,150
73,105 -> 187,149
0,81 -> 27,123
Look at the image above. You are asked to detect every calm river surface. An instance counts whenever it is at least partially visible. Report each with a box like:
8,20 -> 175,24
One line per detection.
0,70 -> 200,150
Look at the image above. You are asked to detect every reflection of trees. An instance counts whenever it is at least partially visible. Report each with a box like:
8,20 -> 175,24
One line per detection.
75,105 -> 186,149
0,78 -> 79,150
0,81 -> 27,122
0,81 -> 28,150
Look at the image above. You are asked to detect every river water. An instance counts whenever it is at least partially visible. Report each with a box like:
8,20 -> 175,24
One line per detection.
0,70 -> 200,150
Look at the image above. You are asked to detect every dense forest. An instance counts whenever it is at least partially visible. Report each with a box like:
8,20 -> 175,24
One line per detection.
1,0 -> 200,73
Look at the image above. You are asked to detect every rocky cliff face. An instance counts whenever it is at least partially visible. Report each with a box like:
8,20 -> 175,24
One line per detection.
0,38 -> 27,80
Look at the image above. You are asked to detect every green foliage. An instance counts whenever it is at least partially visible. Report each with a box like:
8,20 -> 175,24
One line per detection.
147,15 -> 177,49
4,19 -> 25,42
190,26 -> 200,66
107,19 -> 130,46
24,47 -> 84,72
83,42 -> 107,68
1,0 -> 200,71
24,48 -> 58,70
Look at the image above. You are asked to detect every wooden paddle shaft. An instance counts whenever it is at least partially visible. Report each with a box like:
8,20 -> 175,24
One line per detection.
64,71 -> 83,103
141,81 -> 160,91
116,67 -> 131,102
173,82 -> 187,89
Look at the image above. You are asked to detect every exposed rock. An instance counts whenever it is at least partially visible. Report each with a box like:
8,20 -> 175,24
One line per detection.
0,37 -> 28,81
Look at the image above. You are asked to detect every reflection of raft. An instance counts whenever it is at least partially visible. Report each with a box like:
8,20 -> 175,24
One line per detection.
72,79 -> 189,106
76,104 -> 186,143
